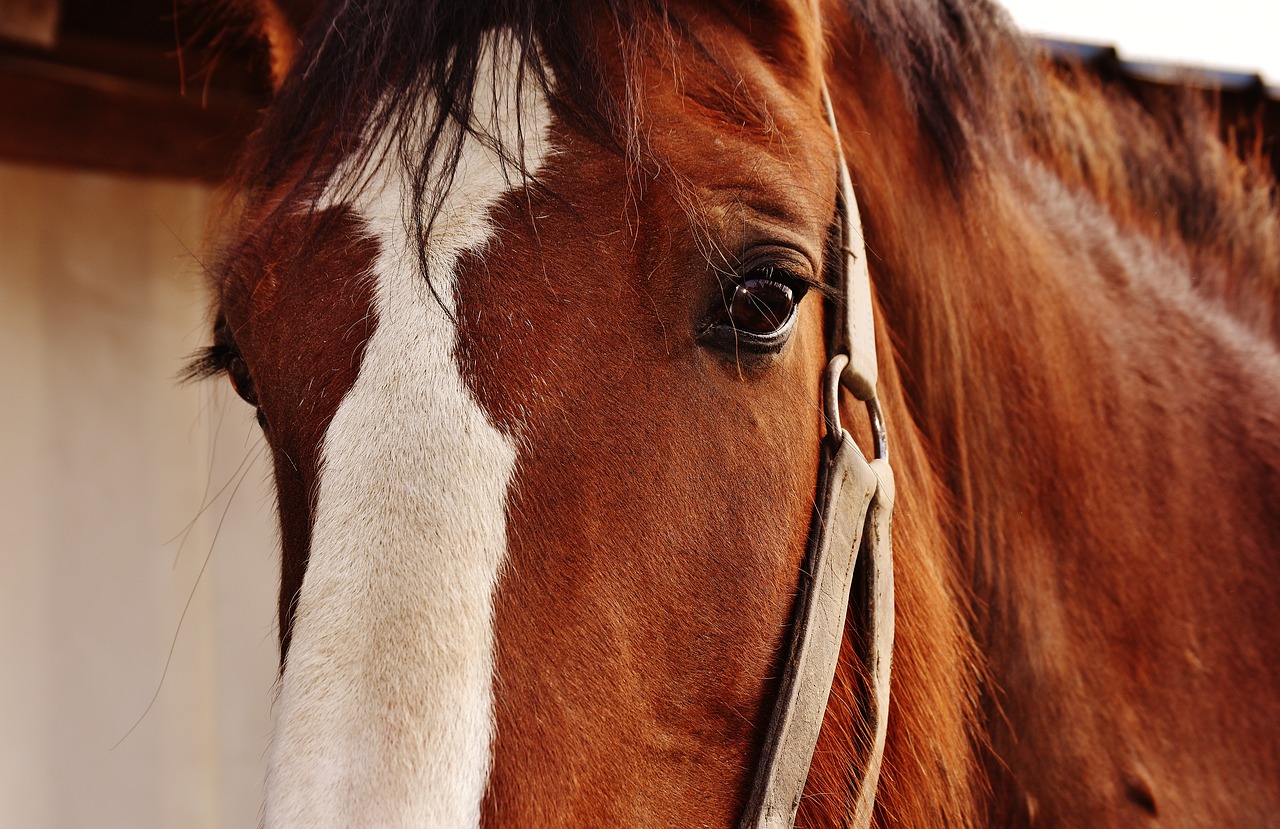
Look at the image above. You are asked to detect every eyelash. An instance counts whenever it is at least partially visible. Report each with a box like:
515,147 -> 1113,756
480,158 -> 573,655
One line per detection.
181,321 -> 262,414
182,339 -> 237,382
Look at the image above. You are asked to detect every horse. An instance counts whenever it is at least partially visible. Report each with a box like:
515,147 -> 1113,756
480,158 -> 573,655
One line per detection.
192,0 -> 1280,825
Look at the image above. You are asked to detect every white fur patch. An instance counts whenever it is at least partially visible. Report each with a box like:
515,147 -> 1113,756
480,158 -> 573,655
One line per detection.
263,35 -> 551,827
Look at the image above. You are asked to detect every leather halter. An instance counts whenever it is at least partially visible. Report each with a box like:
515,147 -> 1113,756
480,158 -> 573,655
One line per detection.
739,88 -> 896,829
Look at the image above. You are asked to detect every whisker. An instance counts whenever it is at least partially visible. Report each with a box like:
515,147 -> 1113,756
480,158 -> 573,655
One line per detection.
113,436 -> 267,750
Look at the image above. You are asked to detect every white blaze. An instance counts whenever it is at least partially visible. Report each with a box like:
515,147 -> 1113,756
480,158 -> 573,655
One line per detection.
264,36 -> 551,828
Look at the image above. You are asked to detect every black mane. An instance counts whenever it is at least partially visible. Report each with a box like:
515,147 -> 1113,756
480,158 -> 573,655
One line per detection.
236,0 -> 1025,210
844,0 -> 1035,171
238,1 -> 620,205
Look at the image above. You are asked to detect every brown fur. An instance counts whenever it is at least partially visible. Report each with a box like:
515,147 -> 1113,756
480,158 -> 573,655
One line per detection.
208,203 -> 380,659
464,10 -> 836,822
200,0 -> 1280,825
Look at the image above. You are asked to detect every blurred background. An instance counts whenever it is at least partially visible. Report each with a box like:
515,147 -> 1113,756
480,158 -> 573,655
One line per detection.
0,2 -> 278,827
0,1 -> 1276,827
1001,0 -> 1280,85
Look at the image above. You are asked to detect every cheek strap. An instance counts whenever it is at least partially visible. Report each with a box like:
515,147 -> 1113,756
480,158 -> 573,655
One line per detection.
739,427 -> 894,829
738,82 -> 895,829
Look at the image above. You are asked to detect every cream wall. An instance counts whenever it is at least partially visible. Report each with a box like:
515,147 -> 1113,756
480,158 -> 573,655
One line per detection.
0,163 -> 279,828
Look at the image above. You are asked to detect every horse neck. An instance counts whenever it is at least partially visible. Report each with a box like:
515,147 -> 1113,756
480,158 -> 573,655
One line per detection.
823,11 -> 1280,827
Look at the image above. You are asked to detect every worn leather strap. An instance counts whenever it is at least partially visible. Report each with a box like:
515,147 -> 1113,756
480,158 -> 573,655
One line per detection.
823,86 -> 878,402
850,458 -> 894,829
739,435 -> 888,828
738,82 -> 895,829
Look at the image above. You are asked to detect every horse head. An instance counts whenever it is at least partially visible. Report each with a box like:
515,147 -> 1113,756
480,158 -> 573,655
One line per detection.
198,0 -> 1280,825
201,1 -> 908,825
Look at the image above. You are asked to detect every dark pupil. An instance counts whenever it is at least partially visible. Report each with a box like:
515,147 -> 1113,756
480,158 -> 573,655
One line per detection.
728,278 -> 795,335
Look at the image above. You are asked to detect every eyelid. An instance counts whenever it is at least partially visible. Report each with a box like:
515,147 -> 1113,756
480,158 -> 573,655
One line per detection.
182,339 -> 237,381
180,317 -> 246,384
735,244 -> 835,300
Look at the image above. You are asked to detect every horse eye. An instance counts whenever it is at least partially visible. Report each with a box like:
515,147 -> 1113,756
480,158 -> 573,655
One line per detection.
701,266 -> 810,356
227,353 -> 259,408
727,277 -> 797,336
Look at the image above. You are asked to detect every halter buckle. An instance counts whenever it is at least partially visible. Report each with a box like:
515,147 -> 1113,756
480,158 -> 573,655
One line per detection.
822,353 -> 889,462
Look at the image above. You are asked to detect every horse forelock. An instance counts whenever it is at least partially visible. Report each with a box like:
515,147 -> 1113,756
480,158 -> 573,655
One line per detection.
220,1 -> 834,289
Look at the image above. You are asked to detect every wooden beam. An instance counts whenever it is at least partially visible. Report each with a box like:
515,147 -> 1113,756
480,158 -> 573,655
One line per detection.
0,0 -> 61,48
0,37 -> 266,181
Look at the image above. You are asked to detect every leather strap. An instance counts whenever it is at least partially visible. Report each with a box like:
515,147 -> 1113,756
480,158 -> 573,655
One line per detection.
738,83 -> 896,829
850,458 -> 894,829
823,87 -> 878,402
738,434 -> 888,828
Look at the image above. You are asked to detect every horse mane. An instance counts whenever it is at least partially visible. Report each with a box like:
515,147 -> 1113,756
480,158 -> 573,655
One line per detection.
845,0 -> 1280,338
832,1 -> 1280,826
1027,69 -> 1280,339
234,0 -> 1280,340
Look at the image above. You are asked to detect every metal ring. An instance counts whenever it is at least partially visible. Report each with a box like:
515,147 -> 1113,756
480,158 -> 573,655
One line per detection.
821,352 -> 890,462
822,354 -> 848,448
866,395 -> 889,463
